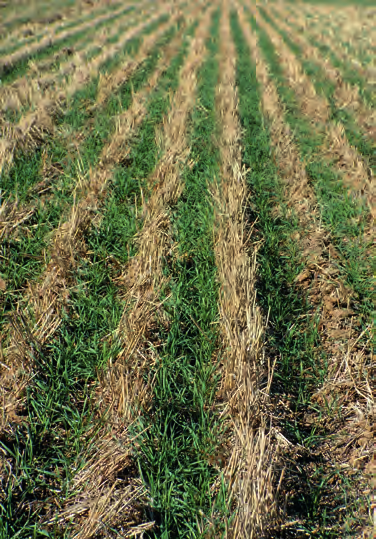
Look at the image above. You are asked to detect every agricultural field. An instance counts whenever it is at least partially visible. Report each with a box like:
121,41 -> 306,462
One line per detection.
0,0 -> 374,536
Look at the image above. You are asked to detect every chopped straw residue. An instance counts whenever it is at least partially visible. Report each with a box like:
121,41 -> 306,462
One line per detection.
213,3 -> 280,536
250,3 -> 374,217
267,4 -> 376,144
100,2 -> 215,427
0,20 -> 186,444
286,2 -> 376,85
238,4 -> 375,535
0,4 -> 178,175
0,7 -> 147,113
238,6 -> 316,222
0,2 -> 136,76
50,6 -> 216,537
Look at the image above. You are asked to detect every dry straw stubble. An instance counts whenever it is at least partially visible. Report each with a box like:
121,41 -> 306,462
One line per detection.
0,12 -> 187,457
239,4 -> 374,535
237,5 -> 316,222
244,0 -> 374,449
0,1 -> 155,115
268,2 -> 376,145
213,3 -> 280,536
48,6 -> 218,537
0,3 -> 186,253
0,1 -> 135,76
0,2 -> 181,176
0,0 -> 112,45
249,2 -> 374,219
100,0 -> 216,430
282,2 -> 376,94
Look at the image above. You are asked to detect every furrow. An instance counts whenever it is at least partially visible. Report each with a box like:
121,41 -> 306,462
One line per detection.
95,5 -> 189,106
55,7 -> 217,536
292,8 -> 376,105
249,4 -> 374,218
1,2 -> 373,537
99,29 -> 188,169
0,16 -> 200,537
0,0 -> 121,54
68,3 -> 183,110
213,3 -> 279,537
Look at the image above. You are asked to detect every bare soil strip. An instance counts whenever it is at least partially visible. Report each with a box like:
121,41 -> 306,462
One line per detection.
49,7 -> 215,536
213,3 -> 279,537
0,5 -> 180,176
264,4 -> 376,145
250,4 -> 375,219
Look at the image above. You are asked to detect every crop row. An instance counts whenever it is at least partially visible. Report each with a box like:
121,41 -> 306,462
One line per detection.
0,1 -> 373,537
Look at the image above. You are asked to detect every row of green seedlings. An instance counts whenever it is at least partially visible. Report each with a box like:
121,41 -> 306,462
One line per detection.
288,5 -> 376,73
0,2 -> 134,84
0,0 -> 123,57
0,0 -> 80,36
129,5 -> 372,535
0,15 -> 201,537
0,11 -> 174,335
245,6 -> 374,329
131,8 -> 232,538
272,5 -> 376,105
258,6 -> 375,173
231,7 -> 372,537
2,5 -> 152,124
1,4 -> 372,537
